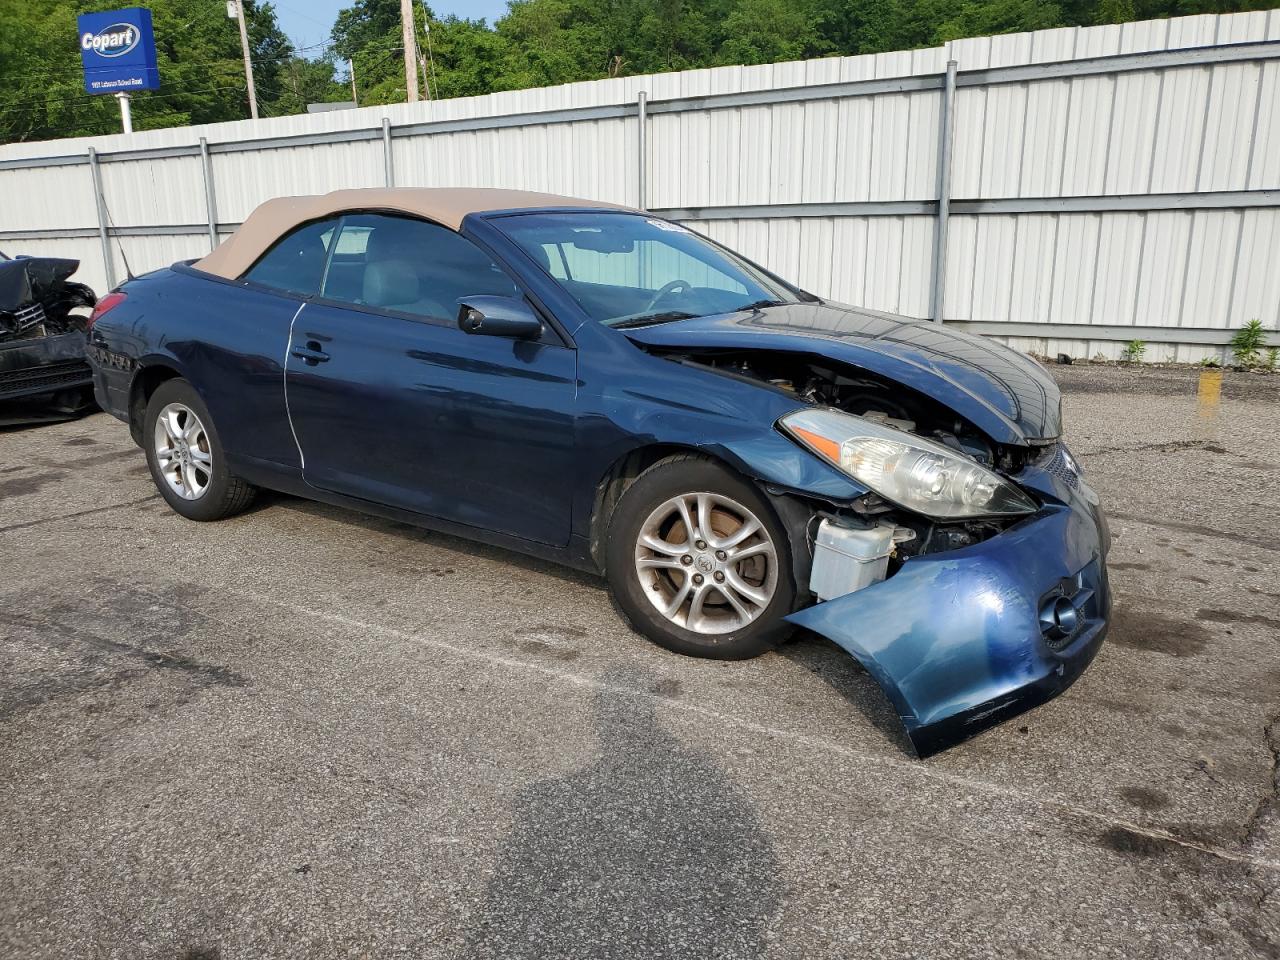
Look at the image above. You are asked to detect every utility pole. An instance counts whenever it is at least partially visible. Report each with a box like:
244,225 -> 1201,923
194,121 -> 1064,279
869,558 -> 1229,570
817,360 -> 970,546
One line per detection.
231,0 -> 259,120
348,58 -> 359,106
400,0 -> 419,103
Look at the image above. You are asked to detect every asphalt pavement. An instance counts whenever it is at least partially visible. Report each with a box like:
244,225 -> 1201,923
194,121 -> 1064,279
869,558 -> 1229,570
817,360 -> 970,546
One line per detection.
1,364 -> 1277,959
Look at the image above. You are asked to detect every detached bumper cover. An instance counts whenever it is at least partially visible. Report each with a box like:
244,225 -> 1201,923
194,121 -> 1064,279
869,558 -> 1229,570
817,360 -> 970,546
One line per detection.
787,461 -> 1111,757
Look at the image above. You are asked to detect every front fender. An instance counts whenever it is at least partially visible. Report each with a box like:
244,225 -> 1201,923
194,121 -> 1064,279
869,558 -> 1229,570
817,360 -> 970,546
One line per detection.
701,427 -> 868,503
594,357 -> 868,505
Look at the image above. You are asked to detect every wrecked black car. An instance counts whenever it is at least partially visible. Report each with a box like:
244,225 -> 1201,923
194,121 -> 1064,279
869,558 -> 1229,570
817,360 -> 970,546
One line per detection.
0,253 -> 98,423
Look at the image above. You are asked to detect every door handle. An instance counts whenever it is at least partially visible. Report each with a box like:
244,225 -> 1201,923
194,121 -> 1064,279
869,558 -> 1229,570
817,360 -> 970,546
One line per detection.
291,340 -> 330,365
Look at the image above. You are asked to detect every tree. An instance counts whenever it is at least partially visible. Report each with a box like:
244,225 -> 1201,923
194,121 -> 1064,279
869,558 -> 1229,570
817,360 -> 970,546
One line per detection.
0,0 -> 342,143
716,0 -> 829,65
6,0 -> 1278,144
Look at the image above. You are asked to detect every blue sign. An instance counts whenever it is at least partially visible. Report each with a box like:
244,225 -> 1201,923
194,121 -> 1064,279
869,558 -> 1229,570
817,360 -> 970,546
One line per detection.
78,8 -> 160,95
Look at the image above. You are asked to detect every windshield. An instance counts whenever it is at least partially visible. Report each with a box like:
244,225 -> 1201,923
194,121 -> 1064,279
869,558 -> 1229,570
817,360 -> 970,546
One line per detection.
492,212 -> 805,327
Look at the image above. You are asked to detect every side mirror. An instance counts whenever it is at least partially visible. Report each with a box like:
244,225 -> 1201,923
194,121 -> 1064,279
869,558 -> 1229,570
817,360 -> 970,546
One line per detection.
456,296 -> 543,340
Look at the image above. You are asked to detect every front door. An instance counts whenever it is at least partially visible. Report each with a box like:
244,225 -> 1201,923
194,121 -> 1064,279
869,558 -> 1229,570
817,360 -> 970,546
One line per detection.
283,213 -> 578,546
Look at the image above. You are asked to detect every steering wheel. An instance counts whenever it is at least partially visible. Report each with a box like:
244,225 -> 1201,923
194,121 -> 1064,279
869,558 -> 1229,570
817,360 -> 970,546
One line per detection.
642,279 -> 692,313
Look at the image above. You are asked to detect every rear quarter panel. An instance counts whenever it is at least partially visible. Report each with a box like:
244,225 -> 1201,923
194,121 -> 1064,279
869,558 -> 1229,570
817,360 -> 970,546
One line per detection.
91,265 -> 302,469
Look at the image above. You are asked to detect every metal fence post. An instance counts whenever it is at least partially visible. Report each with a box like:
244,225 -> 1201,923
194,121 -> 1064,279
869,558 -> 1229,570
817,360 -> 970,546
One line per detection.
929,60 -> 958,323
87,147 -> 116,290
382,117 -> 394,187
199,137 -> 219,249
637,91 -> 648,211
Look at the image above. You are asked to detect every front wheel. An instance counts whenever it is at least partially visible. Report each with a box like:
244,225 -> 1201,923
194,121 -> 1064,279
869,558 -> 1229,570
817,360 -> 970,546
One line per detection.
605,454 -> 799,660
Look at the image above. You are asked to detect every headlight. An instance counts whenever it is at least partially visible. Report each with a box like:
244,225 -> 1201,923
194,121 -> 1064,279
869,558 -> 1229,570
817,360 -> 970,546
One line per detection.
780,408 -> 1037,519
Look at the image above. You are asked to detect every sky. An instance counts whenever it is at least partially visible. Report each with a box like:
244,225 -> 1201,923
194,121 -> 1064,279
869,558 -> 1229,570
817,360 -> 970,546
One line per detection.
271,0 -> 512,52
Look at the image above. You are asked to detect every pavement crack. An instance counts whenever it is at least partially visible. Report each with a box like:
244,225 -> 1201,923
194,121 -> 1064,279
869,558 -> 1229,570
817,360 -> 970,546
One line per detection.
1241,711 -> 1280,958
1078,438 -> 1223,457
0,607 -> 248,692
1243,709 -> 1280,851
0,496 -> 155,535
1106,511 -> 1280,553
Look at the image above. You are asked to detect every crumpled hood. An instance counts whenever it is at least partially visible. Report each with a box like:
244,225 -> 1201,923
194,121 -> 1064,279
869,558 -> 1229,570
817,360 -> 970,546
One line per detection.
623,302 -> 1062,445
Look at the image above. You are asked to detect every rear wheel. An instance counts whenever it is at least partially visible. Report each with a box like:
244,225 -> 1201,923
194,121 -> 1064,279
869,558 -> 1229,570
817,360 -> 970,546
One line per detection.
143,378 -> 255,521
605,455 -> 797,660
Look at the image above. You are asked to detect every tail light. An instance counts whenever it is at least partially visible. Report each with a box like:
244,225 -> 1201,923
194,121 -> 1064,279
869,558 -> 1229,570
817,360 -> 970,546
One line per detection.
87,291 -> 127,329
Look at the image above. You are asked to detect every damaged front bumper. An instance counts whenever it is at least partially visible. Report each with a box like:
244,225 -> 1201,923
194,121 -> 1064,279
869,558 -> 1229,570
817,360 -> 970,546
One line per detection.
786,451 -> 1111,757
0,330 -> 94,403
0,254 -> 96,420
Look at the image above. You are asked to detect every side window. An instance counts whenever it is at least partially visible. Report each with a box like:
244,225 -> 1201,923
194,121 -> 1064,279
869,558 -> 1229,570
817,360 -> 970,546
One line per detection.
320,213 -> 520,322
243,219 -> 337,296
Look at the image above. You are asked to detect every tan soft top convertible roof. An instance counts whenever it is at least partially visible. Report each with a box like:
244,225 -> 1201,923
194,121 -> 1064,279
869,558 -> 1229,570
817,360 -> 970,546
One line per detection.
194,187 -> 633,280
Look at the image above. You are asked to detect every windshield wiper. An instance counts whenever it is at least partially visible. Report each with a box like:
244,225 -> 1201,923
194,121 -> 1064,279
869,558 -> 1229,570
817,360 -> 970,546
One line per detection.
736,298 -> 786,311
606,311 -> 699,329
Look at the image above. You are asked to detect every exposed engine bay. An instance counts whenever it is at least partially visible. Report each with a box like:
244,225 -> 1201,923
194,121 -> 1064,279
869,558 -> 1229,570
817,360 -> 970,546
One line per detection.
660,349 -> 1043,575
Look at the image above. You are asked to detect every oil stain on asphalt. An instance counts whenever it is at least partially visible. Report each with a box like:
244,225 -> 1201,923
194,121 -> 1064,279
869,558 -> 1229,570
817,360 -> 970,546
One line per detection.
0,470 -> 67,499
0,578 -> 245,723
510,625 -> 586,662
1120,786 -> 1172,810
1098,826 -> 1182,858
1107,606 -> 1211,658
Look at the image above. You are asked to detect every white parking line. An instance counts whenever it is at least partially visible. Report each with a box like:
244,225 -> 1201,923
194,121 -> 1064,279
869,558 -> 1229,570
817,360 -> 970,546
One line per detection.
202,585 -> 1280,876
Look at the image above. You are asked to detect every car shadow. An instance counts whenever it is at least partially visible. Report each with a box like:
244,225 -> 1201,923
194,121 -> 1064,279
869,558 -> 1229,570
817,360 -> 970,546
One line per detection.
457,666 -> 782,959
775,631 -> 916,758
267,493 -> 606,592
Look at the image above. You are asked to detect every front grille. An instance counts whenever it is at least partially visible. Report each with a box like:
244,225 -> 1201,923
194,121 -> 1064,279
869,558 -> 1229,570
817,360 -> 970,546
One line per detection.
0,359 -> 93,398
1038,443 -> 1079,490
0,302 -> 47,338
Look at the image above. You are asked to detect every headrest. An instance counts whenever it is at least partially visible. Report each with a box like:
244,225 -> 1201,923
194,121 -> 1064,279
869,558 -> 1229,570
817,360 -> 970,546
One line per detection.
528,242 -> 551,272
363,259 -> 419,307
365,223 -> 419,261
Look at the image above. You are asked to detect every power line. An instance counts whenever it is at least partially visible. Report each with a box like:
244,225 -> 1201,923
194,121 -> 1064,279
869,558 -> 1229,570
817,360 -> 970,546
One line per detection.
0,73 -> 252,113
9,38 -> 337,89
1,25 -> 396,140
272,0 -> 338,30
1,87 -> 255,140
0,82 -> 252,125
1,40 -> 337,114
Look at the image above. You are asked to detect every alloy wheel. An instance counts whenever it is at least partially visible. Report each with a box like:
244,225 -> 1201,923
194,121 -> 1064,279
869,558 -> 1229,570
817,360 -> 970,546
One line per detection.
153,402 -> 213,501
633,491 -> 779,635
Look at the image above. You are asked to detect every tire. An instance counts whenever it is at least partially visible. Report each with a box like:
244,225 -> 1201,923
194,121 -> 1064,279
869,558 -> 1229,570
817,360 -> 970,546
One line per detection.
142,378 -> 256,521
605,454 -> 799,660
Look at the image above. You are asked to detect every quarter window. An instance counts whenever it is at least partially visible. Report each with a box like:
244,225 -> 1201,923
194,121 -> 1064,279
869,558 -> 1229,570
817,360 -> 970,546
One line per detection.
320,213 -> 520,322
242,219 -> 337,296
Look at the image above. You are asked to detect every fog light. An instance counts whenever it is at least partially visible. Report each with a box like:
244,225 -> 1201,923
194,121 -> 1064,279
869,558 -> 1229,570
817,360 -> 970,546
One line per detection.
1039,595 -> 1080,647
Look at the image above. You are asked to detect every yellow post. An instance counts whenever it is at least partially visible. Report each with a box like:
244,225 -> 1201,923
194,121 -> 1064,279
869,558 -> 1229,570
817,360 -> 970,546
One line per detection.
1197,368 -> 1222,419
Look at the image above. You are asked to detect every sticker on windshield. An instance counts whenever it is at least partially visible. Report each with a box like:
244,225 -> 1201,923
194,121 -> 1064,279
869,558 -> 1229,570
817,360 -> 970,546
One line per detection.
646,218 -> 688,233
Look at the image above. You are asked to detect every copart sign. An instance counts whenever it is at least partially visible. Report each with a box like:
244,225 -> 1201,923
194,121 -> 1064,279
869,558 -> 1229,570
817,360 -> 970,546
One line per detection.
77,8 -> 160,94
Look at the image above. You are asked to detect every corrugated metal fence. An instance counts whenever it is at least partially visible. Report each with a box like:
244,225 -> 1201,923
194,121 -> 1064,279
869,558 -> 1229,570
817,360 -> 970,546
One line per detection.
2,10 -> 1279,360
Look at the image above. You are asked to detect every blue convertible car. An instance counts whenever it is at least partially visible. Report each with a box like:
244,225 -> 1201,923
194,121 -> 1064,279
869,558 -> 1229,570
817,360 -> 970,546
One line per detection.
85,188 -> 1110,756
